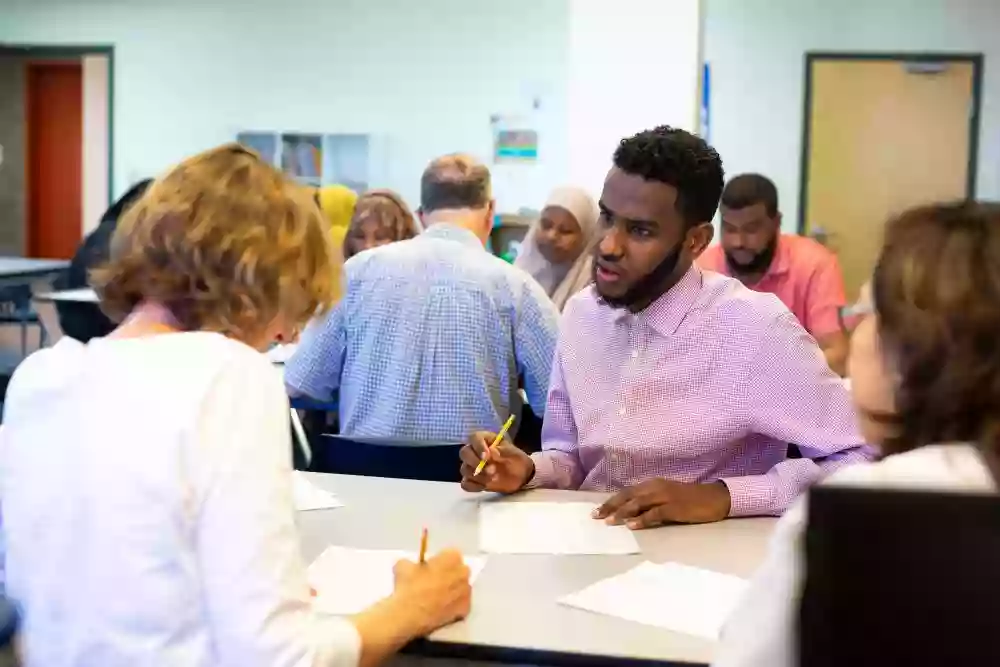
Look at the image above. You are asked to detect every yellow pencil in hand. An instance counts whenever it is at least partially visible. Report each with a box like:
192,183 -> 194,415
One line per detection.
418,527 -> 429,564
474,414 -> 516,477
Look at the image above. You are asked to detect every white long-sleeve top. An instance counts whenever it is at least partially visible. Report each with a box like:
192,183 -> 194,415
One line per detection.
713,444 -> 996,667
0,333 -> 361,667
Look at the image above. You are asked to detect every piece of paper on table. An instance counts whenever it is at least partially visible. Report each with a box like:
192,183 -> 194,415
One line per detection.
308,545 -> 487,615
559,561 -> 748,639
479,502 -> 640,555
266,343 -> 298,364
293,472 -> 344,511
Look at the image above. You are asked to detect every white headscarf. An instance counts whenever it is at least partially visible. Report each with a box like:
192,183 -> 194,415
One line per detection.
515,186 -> 600,310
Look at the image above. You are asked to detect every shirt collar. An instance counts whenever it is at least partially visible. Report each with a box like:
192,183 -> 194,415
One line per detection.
421,223 -> 485,251
612,264 -> 704,337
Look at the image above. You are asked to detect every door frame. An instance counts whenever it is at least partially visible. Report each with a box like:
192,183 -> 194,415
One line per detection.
797,51 -> 984,233
0,43 -> 115,206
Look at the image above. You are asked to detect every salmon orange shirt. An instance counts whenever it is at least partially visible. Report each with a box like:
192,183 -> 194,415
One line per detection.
698,234 -> 846,338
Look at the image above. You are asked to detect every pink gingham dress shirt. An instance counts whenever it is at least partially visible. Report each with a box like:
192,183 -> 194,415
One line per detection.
529,266 -> 871,517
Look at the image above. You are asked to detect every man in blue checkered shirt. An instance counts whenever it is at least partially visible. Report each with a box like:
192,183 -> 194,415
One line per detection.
285,154 -> 559,441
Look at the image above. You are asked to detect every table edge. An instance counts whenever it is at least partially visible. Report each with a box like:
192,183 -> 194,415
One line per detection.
406,637 -> 704,667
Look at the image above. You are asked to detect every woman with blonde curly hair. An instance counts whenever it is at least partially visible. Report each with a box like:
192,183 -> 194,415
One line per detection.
0,145 -> 470,667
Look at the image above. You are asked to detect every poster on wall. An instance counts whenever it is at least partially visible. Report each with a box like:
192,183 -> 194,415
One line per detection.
236,132 -> 278,166
280,133 -> 323,185
491,114 -> 539,163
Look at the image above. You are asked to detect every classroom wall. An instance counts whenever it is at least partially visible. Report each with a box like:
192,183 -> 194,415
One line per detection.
0,0 -> 703,213
567,0 -> 702,196
0,56 -> 27,256
82,53 -> 110,234
0,0 -> 572,211
703,0 -> 1000,230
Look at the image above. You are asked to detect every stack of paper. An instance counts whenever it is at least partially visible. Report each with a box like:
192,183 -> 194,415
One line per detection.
293,473 -> 344,512
308,545 -> 487,615
478,502 -> 640,555
559,561 -> 749,639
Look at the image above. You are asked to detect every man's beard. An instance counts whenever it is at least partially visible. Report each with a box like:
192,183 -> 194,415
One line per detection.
724,234 -> 778,275
594,241 -> 684,312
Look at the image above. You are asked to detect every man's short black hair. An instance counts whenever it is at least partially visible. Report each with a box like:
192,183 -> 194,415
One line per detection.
613,126 -> 724,227
721,173 -> 779,217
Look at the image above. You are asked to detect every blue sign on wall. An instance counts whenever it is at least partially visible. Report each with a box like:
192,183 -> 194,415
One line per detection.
701,63 -> 711,142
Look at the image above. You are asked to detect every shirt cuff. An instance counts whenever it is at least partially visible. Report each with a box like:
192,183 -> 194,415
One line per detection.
720,476 -> 787,518
315,616 -> 363,667
525,450 -> 581,490
524,452 -> 549,489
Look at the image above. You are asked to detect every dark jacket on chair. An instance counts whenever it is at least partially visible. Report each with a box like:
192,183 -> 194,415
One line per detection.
56,179 -> 152,342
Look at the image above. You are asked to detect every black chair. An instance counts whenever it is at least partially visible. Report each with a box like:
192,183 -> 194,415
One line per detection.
0,596 -> 18,667
0,284 -> 47,358
799,485 -> 1000,667
316,435 -> 463,482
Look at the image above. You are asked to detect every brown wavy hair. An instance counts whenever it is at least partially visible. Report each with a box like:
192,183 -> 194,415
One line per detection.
872,201 -> 1000,468
343,189 -> 419,259
92,143 -> 337,341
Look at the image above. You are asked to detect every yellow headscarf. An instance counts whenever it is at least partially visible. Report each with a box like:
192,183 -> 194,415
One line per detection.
317,185 -> 359,251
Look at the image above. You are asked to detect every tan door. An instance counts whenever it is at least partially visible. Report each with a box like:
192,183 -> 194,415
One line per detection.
803,58 -> 975,300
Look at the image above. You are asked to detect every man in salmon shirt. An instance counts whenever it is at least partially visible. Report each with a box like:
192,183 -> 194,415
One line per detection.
698,174 -> 848,374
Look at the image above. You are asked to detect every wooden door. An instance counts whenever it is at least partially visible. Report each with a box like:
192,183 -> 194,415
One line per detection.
26,61 -> 83,259
802,58 -> 976,300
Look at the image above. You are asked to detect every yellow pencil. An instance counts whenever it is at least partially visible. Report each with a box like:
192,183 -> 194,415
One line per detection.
418,527 -> 429,564
474,414 -> 516,477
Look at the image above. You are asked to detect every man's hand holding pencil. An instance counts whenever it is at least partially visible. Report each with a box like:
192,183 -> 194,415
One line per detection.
460,421 -> 535,494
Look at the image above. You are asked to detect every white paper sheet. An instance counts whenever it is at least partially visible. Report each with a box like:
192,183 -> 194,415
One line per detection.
266,343 -> 298,364
293,473 -> 344,512
559,561 -> 748,639
478,502 -> 640,555
308,546 -> 487,615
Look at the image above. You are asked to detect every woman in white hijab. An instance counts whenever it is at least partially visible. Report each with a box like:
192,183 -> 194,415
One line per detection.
515,186 -> 600,310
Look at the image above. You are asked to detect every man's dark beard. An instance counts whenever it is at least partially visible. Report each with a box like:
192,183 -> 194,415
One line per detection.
594,241 -> 684,312
724,233 -> 778,276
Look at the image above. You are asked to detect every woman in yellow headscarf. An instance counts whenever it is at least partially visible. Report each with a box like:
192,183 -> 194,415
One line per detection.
316,184 -> 358,250
315,185 -> 358,302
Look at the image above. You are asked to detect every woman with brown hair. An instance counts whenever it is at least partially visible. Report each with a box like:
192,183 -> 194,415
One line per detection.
714,201 -> 1000,667
0,145 -> 470,667
343,190 -> 421,259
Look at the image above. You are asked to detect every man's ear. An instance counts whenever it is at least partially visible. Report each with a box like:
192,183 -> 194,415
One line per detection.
484,200 -> 497,231
688,222 -> 715,257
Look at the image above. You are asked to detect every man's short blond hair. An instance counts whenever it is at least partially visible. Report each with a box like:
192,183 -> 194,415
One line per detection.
93,144 -> 337,340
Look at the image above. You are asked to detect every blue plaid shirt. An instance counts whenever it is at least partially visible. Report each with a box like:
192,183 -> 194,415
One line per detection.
285,223 -> 560,441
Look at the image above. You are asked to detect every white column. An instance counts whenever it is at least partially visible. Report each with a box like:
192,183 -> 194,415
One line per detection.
566,0 -> 703,195
82,53 -> 110,234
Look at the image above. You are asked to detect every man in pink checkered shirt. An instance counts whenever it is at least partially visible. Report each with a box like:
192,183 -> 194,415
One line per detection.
460,126 -> 871,528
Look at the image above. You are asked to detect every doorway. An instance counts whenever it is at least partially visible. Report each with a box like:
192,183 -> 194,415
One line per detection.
0,44 -> 113,259
798,53 -> 982,300
27,61 -> 83,259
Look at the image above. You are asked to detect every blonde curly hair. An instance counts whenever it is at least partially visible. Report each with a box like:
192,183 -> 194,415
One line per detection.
92,143 -> 338,342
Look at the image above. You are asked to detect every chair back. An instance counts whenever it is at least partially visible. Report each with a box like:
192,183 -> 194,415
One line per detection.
318,435 -> 463,482
800,486 -> 1000,666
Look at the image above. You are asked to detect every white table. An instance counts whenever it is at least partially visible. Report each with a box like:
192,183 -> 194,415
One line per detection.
31,288 -> 98,304
299,474 -> 777,666
0,257 -> 68,286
